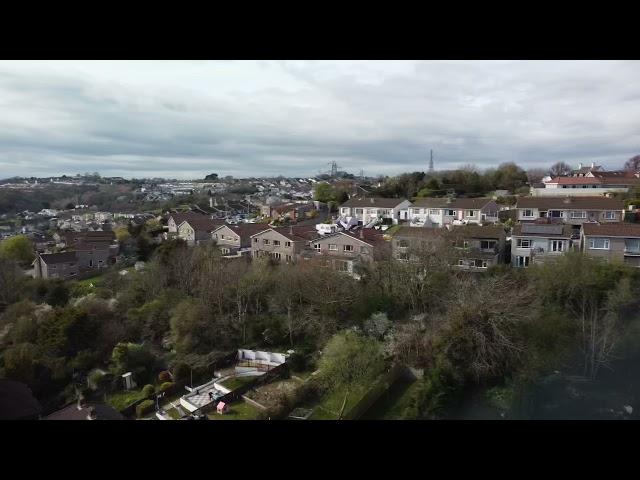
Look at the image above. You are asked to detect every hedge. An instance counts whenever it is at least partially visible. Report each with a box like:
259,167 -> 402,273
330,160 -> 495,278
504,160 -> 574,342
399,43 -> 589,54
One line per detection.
136,399 -> 155,418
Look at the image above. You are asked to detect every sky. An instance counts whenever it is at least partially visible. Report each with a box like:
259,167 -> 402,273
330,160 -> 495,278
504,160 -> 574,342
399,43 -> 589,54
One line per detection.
0,60 -> 639,180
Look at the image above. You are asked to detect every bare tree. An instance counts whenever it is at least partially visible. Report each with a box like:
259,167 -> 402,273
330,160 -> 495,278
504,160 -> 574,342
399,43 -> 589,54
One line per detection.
548,161 -> 572,177
623,154 -> 640,172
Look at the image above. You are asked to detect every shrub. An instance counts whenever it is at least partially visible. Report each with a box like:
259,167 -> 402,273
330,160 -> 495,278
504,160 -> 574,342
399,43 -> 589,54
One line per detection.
136,399 -> 155,418
160,382 -> 174,393
287,352 -> 307,372
172,362 -> 190,383
158,370 -> 172,383
141,384 -> 155,397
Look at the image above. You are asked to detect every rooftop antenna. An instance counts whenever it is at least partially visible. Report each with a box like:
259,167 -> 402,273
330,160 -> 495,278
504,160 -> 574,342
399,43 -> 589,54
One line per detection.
428,150 -> 434,173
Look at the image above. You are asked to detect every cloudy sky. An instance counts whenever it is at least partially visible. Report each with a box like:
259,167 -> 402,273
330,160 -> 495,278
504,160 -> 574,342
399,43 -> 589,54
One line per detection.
0,60 -> 638,179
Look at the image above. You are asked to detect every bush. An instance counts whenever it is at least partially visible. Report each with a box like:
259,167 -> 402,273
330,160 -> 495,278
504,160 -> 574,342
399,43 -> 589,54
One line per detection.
172,362 -> 190,383
287,352 -> 307,372
160,381 -> 174,393
141,384 -> 155,397
136,399 -> 155,418
158,370 -> 172,383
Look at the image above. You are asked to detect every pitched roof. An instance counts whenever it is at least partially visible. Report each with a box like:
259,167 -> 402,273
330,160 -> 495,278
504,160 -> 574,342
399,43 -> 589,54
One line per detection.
449,225 -> 506,239
390,226 -> 444,239
312,228 -> 386,246
547,176 -> 602,185
512,224 -> 575,238
516,196 -> 624,210
275,226 -> 319,241
448,197 -> 495,210
213,223 -> 271,238
39,251 -> 78,264
341,197 -> 408,208
179,216 -> 225,232
168,212 -> 208,224
0,380 -> 42,420
582,223 -> 640,238
410,198 -> 451,208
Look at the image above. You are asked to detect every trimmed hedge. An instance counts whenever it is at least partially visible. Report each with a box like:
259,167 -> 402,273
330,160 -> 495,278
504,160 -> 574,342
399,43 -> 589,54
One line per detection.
136,399 -> 155,418
160,382 -> 174,392
141,384 -> 155,397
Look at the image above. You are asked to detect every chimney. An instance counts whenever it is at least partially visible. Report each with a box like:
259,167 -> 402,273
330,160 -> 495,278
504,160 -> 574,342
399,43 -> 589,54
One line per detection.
578,162 -> 583,170
591,161 -> 595,168
359,228 -> 364,239
289,225 -> 293,235
209,197 -> 213,208
370,198 -> 374,204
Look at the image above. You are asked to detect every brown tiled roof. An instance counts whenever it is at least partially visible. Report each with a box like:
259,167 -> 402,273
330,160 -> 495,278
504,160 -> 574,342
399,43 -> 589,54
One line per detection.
448,225 -> 506,240
213,223 -> 271,238
168,212 -> 208,225
582,223 -> 640,238
512,224 -> 575,238
275,226 -> 319,241
547,176 -> 602,185
179,216 -> 225,233
39,251 -> 77,264
390,226 -> 444,239
516,196 -> 624,210
65,230 -> 115,245
341,197 -> 408,208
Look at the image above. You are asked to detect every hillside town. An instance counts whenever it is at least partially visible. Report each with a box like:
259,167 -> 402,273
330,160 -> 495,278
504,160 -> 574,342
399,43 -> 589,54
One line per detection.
1,156 -> 640,422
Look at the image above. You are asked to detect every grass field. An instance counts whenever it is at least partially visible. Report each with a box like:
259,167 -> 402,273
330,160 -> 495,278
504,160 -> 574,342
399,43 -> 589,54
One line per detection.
105,389 -> 147,411
307,385 -> 368,420
219,376 -> 256,391
206,400 -> 261,420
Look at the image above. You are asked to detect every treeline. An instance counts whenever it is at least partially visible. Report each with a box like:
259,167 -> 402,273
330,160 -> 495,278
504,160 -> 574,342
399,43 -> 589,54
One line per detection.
1,239 -> 640,417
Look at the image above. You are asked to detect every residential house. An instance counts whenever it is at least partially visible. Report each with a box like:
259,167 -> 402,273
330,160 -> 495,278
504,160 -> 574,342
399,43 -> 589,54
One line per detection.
339,197 -> 412,226
177,216 -> 225,245
407,197 -> 499,227
306,228 -> 389,276
260,202 -> 315,222
511,223 -> 578,268
250,226 -> 318,263
390,225 -> 506,271
32,251 -> 80,279
448,225 -> 506,271
166,212 -> 210,234
581,223 -> 640,268
211,223 -> 270,256
532,166 -> 640,196
515,196 -> 624,225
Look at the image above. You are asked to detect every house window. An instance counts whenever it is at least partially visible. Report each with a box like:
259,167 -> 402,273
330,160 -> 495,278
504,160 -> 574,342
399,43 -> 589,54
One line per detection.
221,248 -> 230,254
466,210 -> 476,217
355,208 -> 364,215
329,244 -> 338,251
463,241 -> 469,248
625,239 -> 640,253
253,238 -> 258,243
341,208 -> 349,215
603,211 -> 616,220
458,259 -> 465,266
446,209 -> 455,216
516,256 -> 530,267
429,209 -> 439,215
273,240 -> 281,246
272,252 -> 281,260
480,240 -> 496,250
285,254 -> 292,262
314,243 -> 321,251
571,211 -> 587,219
412,208 -> 421,215
589,238 -> 610,250
481,260 -> 488,268
551,240 -> 564,252
517,239 -> 531,248
263,239 -> 270,245
343,245 -> 354,252
285,241 -> 291,247
550,210 -> 562,218
336,260 -> 350,272
523,209 -> 534,218
398,240 -> 409,248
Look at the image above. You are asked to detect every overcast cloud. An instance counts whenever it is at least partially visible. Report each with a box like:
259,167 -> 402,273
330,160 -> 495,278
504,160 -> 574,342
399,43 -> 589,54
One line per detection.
0,60 -> 638,179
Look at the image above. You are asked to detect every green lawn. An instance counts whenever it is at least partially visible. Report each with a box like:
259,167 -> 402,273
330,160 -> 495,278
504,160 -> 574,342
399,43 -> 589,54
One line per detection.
307,385 -> 369,420
105,389 -> 147,411
206,400 -> 261,420
219,376 -> 256,391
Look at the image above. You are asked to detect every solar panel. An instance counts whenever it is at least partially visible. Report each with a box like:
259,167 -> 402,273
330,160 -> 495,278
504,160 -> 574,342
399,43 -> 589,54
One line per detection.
521,224 -> 564,235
